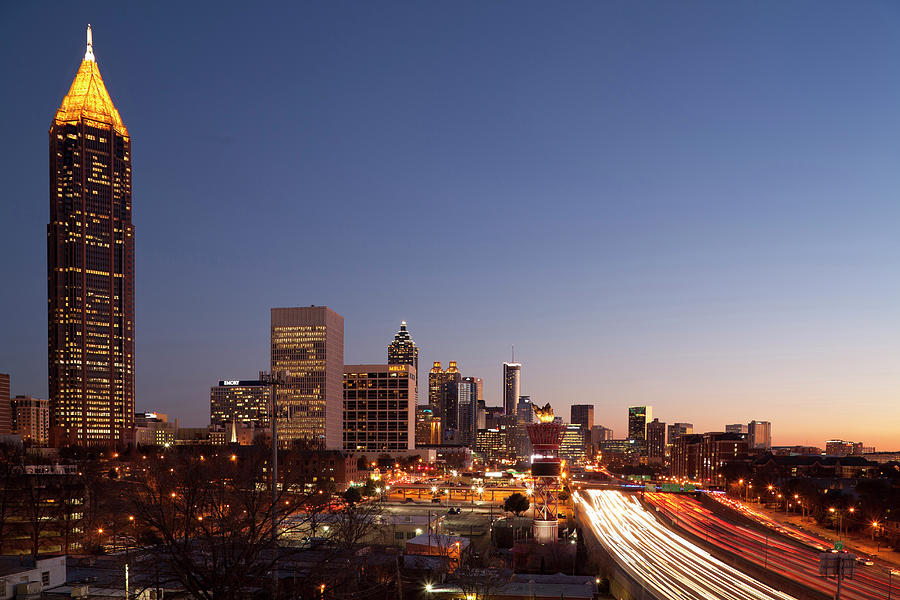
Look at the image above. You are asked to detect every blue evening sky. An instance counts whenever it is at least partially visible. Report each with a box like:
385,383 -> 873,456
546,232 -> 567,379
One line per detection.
1,2 -> 899,448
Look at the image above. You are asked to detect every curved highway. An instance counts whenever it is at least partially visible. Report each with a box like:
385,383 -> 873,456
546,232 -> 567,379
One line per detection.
646,492 -> 897,600
576,489 -> 797,600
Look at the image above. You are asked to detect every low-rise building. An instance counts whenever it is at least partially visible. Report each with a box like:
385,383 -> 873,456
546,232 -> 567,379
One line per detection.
672,432 -> 748,485
0,466 -> 83,556
133,412 -> 175,447
0,556 -> 66,600
282,450 -> 360,491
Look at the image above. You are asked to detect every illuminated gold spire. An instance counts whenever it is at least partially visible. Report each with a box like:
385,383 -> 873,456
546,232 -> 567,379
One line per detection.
85,24 -> 94,62
54,26 -> 128,136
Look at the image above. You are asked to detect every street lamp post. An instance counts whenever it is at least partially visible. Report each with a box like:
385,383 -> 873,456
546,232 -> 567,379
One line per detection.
888,569 -> 900,600
260,369 -> 289,597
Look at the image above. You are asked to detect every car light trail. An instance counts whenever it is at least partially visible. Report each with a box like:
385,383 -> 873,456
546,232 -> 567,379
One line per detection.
646,492 -> 896,600
576,489 -> 797,600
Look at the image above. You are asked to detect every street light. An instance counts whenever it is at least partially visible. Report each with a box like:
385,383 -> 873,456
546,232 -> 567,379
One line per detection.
888,569 -> 900,600
259,369 -> 289,597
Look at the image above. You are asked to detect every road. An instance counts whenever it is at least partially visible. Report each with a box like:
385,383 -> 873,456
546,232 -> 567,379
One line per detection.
576,489 -> 797,600
646,492 -> 898,600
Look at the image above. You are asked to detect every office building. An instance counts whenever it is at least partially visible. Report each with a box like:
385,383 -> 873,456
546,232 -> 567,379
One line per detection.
387,321 -> 419,374
559,424 -> 588,464
666,422 -> 693,461
725,423 -> 748,434
282,450 -> 360,491
672,432 -> 749,484
516,395 -> 533,424
48,27 -> 134,447
667,422 -> 693,443
502,362 -> 521,416
133,412 -> 175,446
748,420 -> 772,450
825,440 -> 873,457
456,378 -> 479,446
0,374 -> 10,435
627,406 -> 653,447
599,439 -> 641,465
343,364 -> 415,451
484,406 -> 506,430
646,418 -> 666,465
415,405 -> 441,446
2,465 -> 84,554
271,306 -> 344,448
439,377 -> 478,445
210,379 -> 270,429
11,395 -> 50,446
591,425 -> 613,442
474,428 -> 506,463
476,399 -> 486,430
570,404 -> 594,430
428,361 -> 461,423
428,360 -> 462,432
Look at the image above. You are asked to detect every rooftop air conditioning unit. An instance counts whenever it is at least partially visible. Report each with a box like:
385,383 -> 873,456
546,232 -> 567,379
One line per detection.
15,581 -> 41,598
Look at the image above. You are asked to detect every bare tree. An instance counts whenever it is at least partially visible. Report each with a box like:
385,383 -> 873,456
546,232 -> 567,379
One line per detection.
127,447 -> 330,600
0,444 -> 22,554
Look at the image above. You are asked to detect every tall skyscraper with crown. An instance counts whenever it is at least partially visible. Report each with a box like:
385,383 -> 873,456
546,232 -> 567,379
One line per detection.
48,26 -> 134,446
387,321 -> 418,373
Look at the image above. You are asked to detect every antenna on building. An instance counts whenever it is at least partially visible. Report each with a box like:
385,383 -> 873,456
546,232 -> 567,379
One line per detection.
511,345 -> 515,362
85,24 -> 95,62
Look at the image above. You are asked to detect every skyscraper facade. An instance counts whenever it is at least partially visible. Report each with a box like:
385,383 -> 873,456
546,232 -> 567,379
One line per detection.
646,418 -> 666,465
11,396 -> 51,446
667,422 -> 693,443
415,405 -> 441,446
627,406 -> 652,448
502,362 -> 521,416
456,377 -> 479,446
387,321 -> 418,373
438,376 -> 477,445
210,379 -> 270,429
748,420 -> 772,450
570,404 -> 594,430
516,395 -> 534,424
725,423 -> 748,434
591,425 -> 613,442
559,424 -> 588,464
343,364 -> 415,451
271,307 -> 344,448
48,27 -> 134,447
0,374 -> 10,435
428,361 -> 460,427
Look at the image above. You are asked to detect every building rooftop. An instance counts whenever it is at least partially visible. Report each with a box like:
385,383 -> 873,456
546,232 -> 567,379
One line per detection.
54,26 -> 127,135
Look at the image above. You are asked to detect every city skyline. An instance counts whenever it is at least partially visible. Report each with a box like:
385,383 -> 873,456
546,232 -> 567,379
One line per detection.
2,4 -> 900,449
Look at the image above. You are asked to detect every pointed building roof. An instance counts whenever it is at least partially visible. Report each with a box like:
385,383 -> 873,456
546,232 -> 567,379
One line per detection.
54,25 -> 128,136
392,321 -> 415,345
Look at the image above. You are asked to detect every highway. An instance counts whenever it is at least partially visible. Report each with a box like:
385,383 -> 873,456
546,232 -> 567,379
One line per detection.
576,489 -> 797,600
646,492 -> 897,600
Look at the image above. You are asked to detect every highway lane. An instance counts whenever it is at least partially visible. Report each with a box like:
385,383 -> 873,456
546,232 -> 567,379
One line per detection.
576,489 -> 797,600
646,493 -> 896,600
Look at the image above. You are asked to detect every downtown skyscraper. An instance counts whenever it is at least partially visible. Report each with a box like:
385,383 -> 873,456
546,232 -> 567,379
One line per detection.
387,321 -> 418,373
271,306 -> 343,449
48,27 -> 134,446
502,362 -> 521,416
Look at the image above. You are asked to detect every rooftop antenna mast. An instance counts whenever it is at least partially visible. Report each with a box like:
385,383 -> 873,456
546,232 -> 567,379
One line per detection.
511,345 -> 515,363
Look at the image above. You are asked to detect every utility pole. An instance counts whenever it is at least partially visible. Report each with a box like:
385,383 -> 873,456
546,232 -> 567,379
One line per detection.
261,369 -> 289,598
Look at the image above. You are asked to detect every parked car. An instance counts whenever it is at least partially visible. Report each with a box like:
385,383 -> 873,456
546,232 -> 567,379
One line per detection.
404,497 -> 415,503
431,497 -> 442,503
